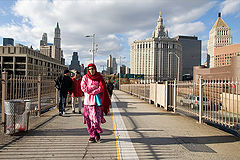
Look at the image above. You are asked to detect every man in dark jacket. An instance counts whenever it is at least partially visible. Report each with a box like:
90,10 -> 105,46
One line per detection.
55,69 -> 73,116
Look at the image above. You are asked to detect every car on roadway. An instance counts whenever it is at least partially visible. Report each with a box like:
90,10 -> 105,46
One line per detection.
180,95 -> 210,109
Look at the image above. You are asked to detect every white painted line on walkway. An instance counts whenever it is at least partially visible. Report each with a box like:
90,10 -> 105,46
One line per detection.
112,95 -> 139,160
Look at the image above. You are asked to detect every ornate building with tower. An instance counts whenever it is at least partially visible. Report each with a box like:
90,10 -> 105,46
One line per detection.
207,13 -> 232,68
130,12 -> 182,81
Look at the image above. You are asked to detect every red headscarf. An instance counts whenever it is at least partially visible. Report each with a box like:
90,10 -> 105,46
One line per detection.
86,63 -> 111,115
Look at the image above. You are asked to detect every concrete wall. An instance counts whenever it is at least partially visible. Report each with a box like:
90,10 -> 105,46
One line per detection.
193,56 -> 240,82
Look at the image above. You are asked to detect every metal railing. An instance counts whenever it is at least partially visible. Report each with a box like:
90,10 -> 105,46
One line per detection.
121,84 -> 150,101
1,70 -> 58,133
121,77 -> 240,132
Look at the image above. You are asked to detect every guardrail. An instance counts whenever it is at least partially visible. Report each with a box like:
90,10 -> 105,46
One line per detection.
121,77 -> 240,132
121,84 -> 150,101
1,70 -> 58,133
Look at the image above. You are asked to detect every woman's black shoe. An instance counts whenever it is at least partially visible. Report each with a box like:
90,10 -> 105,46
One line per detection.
95,133 -> 101,142
89,137 -> 96,143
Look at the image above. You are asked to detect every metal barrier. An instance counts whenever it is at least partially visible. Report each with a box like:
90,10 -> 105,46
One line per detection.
121,77 -> 240,132
121,84 -> 150,101
176,78 -> 240,130
1,71 -> 57,133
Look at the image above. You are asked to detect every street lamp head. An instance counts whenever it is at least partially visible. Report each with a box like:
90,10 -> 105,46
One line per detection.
85,35 -> 91,37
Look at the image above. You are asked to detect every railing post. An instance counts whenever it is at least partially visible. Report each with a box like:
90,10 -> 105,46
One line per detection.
165,81 -> 168,110
173,79 -> 177,113
37,75 -> 41,117
56,88 -> 58,109
144,80 -> 146,101
1,70 -> 7,133
199,76 -> 203,123
149,83 -> 151,104
155,82 -> 158,107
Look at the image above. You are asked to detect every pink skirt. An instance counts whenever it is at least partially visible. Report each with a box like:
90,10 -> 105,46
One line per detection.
84,105 -> 105,137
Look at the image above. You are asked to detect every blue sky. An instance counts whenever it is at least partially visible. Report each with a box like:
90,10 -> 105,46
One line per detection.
0,0 -> 240,70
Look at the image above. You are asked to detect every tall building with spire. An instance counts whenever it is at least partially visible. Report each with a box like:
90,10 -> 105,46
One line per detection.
131,12 -> 182,81
207,12 -> 232,68
54,22 -> 61,49
40,22 -> 63,63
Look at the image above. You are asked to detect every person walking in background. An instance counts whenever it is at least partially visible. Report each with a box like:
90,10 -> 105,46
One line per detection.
106,78 -> 114,98
71,71 -> 83,114
54,69 -> 73,116
81,63 -> 111,143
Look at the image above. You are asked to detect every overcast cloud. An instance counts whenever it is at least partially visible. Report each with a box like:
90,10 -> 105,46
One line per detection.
0,0 -> 239,69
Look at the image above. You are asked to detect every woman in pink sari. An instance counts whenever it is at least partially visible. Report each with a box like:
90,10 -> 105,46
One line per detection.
81,63 -> 111,143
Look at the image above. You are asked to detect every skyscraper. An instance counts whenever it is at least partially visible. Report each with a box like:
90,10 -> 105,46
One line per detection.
107,55 -> 113,74
40,33 -> 47,46
113,57 -> 117,74
3,38 -> 14,46
54,22 -> 61,49
69,52 -> 82,73
175,35 -> 201,78
207,12 -> 232,68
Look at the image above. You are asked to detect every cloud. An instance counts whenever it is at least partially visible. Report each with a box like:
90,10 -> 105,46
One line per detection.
168,1 -> 217,24
201,40 -> 208,64
126,29 -> 151,45
0,0 -> 216,66
220,0 -> 240,16
168,21 -> 206,37
0,8 -> 7,16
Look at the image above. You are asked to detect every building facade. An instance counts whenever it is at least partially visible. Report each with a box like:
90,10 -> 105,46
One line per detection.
207,13 -> 232,68
0,45 -> 67,76
113,57 -> 117,74
120,65 -> 126,74
193,56 -> 240,82
130,12 -> 182,81
125,67 -> 130,74
40,45 -> 61,61
175,35 -> 201,77
3,38 -> 14,46
214,44 -> 240,67
107,55 -> 113,74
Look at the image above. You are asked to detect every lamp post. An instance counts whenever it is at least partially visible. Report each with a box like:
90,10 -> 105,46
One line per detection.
85,34 -> 96,64
119,56 -> 125,90
169,52 -> 180,81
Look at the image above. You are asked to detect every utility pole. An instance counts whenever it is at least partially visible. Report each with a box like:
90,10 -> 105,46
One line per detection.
85,34 -> 97,64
